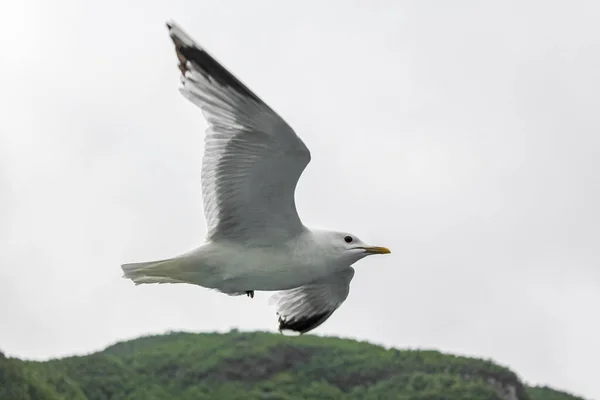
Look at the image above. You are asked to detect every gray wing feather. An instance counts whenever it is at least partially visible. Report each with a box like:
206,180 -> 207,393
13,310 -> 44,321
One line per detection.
270,268 -> 355,334
166,21 -> 311,243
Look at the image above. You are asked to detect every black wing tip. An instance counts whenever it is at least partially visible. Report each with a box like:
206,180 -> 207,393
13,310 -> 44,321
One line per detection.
164,20 -> 260,103
277,311 -> 334,335
165,20 -> 176,30
165,20 -> 197,51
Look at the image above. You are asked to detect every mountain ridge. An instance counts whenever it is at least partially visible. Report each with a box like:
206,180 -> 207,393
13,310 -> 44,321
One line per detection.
0,330 -> 587,400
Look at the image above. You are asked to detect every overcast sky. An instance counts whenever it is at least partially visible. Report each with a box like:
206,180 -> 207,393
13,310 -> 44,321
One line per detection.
1,0 -> 599,398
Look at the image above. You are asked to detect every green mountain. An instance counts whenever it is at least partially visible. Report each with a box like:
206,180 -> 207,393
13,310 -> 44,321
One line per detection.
0,331 -> 586,400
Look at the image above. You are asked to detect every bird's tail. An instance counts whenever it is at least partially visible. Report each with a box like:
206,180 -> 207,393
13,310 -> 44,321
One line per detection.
121,258 -> 190,285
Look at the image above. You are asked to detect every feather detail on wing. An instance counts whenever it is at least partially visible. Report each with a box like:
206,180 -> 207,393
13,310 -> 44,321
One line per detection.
270,268 -> 355,334
166,21 -> 311,243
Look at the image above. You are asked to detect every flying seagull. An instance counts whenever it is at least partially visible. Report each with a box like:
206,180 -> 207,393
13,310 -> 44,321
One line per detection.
121,21 -> 391,334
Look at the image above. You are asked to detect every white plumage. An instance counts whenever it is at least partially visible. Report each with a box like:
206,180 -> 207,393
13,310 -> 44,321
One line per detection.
121,21 -> 390,334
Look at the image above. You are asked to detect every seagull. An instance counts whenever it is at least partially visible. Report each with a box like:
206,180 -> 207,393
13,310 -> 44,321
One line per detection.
121,21 -> 391,334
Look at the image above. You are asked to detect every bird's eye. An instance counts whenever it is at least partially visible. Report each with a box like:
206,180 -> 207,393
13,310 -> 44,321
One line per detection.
344,235 -> 353,243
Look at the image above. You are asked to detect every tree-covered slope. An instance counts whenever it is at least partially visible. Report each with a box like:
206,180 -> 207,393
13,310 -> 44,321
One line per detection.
527,386 -> 586,400
0,350 -> 85,400
0,331 -> 587,400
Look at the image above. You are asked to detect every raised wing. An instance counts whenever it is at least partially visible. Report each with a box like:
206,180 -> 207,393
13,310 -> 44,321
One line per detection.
166,21 -> 311,243
270,268 -> 355,334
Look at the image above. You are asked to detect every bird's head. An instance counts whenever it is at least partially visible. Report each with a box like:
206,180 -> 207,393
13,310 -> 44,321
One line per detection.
318,230 -> 391,264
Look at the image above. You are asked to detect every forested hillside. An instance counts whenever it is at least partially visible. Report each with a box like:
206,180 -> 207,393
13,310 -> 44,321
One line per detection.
0,331 -> 586,400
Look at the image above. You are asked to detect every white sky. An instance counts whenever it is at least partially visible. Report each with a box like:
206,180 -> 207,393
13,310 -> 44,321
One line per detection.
1,1 -> 599,399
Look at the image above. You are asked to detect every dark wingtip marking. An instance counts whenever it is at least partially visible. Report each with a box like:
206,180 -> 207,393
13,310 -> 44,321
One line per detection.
278,311 -> 334,335
165,22 -> 260,102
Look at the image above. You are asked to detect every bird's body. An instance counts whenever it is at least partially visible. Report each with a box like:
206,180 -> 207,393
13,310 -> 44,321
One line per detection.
124,230 -> 353,293
121,21 -> 390,334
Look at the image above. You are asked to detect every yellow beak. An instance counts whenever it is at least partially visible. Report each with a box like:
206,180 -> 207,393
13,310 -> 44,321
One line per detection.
363,246 -> 391,255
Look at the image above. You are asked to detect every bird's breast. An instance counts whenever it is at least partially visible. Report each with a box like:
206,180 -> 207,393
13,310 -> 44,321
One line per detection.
214,242 -> 335,291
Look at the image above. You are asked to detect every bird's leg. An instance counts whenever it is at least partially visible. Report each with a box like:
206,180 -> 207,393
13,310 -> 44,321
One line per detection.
245,291 -> 254,298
